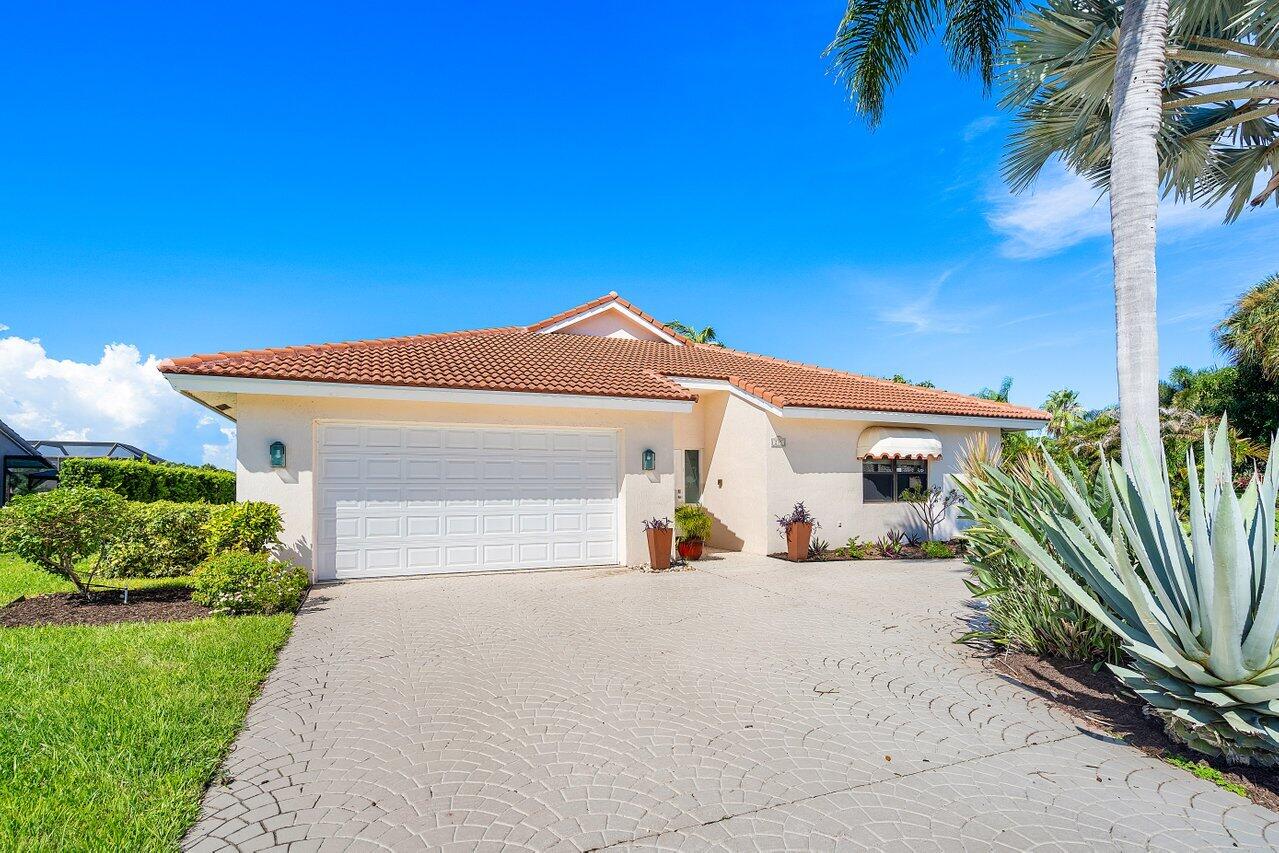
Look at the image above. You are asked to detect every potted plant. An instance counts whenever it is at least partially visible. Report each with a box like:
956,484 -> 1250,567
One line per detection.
776,502 -> 819,562
674,503 -> 712,561
643,517 -> 674,571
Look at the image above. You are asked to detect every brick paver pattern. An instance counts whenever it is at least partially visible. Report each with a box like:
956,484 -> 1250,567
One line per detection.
185,553 -> 1279,851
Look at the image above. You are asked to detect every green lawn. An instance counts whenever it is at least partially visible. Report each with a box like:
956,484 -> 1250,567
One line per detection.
0,555 -> 294,851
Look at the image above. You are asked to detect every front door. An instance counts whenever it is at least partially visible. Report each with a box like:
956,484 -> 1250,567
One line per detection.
683,449 -> 701,504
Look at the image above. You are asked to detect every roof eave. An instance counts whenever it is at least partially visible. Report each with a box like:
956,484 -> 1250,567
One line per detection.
161,372 -> 697,413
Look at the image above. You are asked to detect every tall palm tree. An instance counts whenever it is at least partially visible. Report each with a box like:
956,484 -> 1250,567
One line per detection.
666,321 -> 724,346
1003,0 -> 1279,222
1216,273 -> 1279,379
826,0 -> 1171,465
1043,388 -> 1085,437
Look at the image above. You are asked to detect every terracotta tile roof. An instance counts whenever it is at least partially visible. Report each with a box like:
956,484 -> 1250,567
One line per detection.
159,295 -> 1048,422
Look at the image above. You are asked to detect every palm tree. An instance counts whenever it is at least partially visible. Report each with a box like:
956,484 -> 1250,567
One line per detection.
1043,388 -> 1084,437
826,0 -> 1172,465
1216,273 -> 1279,380
975,377 -> 1015,402
666,321 -> 724,346
1004,0 -> 1279,222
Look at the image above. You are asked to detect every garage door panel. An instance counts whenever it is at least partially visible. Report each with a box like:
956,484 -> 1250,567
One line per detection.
318,425 -> 618,579
405,516 -> 441,537
320,425 -> 361,448
406,459 -> 442,479
323,457 -> 362,480
365,517 -> 402,538
406,547 -> 442,569
364,426 -> 403,448
445,430 -> 480,449
365,458 -> 402,479
515,432 -> 550,451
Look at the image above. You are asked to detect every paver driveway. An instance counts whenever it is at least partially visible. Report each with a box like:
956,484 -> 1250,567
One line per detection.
187,553 -> 1279,851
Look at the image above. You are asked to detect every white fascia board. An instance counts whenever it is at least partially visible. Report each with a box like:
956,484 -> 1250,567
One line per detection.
667,377 -> 784,416
163,373 -> 695,413
782,406 -> 1047,431
538,301 -> 685,346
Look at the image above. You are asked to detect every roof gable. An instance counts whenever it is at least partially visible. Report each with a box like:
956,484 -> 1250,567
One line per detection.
528,293 -> 686,345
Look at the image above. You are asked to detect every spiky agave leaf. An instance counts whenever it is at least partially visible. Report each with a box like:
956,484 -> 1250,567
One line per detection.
961,414 -> 1279,765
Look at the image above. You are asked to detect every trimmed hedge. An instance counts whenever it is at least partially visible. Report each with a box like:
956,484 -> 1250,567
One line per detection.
103,501 -> 216,578
58,457 -> 235,504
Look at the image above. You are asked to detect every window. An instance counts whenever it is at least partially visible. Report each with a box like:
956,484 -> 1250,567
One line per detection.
683,449 -> 702,504
863,459 -> 927,502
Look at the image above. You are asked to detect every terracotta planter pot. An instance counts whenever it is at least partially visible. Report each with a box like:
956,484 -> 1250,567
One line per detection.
646,527 -> 673,571
676,538 -> 704,561
785,522 -> 812,561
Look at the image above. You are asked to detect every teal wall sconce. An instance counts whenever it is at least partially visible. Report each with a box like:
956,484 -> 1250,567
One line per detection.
641,448 -> 656,472
269,441 -> 286,468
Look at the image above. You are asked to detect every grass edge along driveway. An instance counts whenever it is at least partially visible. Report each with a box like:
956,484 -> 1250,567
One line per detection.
0,555 -> 294,851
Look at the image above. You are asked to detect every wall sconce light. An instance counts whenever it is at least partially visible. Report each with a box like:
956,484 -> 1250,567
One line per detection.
641,448 -> 656,471
269,441 -> 286,468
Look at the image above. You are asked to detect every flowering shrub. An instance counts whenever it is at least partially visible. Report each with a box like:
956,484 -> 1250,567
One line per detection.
192,552 -> 309,615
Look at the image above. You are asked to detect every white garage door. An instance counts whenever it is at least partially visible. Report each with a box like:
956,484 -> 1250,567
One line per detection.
316,423 -> 619,579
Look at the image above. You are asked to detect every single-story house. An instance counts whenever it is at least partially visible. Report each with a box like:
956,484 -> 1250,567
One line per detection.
159,294 -> 1047,581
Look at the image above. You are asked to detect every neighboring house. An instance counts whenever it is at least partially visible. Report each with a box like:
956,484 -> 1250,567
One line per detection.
159,293 -> 1048,580
30,440 -> 168,471
0,420 -> 55,507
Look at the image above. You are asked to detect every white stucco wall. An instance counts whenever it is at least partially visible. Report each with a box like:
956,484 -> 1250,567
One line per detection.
698,393 -> 771,552
233,394 -> 676,577
764,416 -> 998,549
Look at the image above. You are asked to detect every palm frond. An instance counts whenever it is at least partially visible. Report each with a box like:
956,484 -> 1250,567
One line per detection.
824,0 -> 946,126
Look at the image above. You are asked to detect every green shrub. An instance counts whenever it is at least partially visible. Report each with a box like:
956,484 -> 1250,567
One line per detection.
921,540 -> 954,559
59,457 -> 234,504
0,488 -> 127,596
103,501 -> 215,578
835,536 -> 869,559
674,503 -> 712,542
957,452 -> 1122,664
192,552 -> 309,615
204,502 -> 283,554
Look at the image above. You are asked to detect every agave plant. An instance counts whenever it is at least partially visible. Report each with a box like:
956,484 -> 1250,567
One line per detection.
961,416 -> 1279,765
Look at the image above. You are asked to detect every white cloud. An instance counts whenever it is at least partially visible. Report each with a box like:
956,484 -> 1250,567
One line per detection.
0,331 -> 232,466
963,116 -> 999,142
202,424 -> 237,470
872,268 -> 995,336
986,163 -> 1225,259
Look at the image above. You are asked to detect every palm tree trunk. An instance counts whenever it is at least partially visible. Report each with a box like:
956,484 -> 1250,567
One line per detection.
1109,0 -> 1169,467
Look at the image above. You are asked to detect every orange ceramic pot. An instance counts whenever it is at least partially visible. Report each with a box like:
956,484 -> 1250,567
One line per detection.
647,527 -> 673,571
785,522 -> 812,561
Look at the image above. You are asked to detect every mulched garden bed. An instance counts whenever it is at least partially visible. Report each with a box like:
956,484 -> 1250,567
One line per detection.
0,587 -> 209,628
767,539 -> 967,562
992,650 -> 1279,811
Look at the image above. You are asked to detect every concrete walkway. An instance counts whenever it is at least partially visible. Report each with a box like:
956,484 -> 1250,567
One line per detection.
186,553 -> 1279,851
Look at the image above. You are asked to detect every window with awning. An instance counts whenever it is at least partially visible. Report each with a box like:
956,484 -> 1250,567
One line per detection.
856,427 -> 943,461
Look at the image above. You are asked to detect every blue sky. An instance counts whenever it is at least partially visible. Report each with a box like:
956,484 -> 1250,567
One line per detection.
0,1 -> 1274,466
